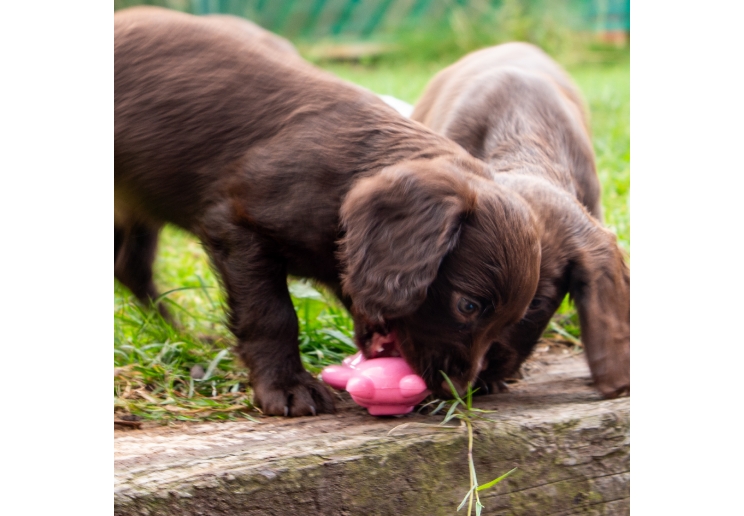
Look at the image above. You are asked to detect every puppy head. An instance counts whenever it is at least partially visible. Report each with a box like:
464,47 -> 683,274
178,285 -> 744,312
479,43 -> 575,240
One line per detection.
339,160 -> 541,396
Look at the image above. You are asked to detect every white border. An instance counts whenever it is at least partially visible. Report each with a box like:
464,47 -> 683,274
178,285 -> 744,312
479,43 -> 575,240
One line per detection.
0,2 -> 111,514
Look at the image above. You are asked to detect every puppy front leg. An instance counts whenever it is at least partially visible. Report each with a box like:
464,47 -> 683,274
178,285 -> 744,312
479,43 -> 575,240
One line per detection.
202,224 -> 335,417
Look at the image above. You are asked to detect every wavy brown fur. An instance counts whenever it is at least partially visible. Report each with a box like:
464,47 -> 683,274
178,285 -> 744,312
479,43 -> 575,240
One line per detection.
412,43 -> 629,398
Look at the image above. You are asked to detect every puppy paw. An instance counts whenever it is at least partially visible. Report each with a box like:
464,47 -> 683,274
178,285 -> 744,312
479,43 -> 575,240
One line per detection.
593,364 -> 630,399
252,371 -> 336,417
596,379 -> 630,399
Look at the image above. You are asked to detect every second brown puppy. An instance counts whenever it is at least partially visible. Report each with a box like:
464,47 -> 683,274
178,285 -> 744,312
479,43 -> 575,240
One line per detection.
412,43 -> 630,398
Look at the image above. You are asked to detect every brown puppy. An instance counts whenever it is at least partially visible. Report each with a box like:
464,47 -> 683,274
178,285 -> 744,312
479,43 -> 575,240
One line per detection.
412,43 -> 629,398
115,9 -> 542,416
202,13 -> 300,58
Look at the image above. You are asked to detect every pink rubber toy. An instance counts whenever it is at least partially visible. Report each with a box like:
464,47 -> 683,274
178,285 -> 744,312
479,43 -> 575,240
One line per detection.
320,352 -> 430,416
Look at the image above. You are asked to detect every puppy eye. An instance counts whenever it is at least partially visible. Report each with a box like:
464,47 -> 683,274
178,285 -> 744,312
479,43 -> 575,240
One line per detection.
529,298 -> 542,309
457,297 -> 481,315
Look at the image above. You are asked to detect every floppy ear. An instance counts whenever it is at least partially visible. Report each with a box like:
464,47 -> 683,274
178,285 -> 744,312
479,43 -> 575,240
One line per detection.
339,165 -> 475,325
569,227 -> 630,398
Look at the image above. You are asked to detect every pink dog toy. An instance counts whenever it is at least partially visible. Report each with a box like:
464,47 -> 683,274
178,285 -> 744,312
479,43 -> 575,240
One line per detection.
321,352 -> 430,416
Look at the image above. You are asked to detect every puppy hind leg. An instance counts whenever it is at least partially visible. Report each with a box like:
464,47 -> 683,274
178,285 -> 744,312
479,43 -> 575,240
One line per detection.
114,221 -> 171,321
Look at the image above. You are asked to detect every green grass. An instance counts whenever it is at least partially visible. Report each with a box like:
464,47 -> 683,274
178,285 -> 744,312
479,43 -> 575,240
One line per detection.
114,52 -> 629,422
572,61 -> 630,253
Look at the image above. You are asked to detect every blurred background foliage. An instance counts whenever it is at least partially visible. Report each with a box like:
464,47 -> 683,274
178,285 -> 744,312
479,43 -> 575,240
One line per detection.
113,0 -> 629,64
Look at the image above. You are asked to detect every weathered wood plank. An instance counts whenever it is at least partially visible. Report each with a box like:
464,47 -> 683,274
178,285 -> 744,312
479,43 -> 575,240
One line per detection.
115,347 -> 629,515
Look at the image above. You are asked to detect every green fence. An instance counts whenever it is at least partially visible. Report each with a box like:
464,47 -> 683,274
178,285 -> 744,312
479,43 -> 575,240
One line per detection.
584,0 -> 630,32
114,0 -> 630,41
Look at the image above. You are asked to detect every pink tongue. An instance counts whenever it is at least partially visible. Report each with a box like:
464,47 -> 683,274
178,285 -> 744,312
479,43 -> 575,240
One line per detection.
369,331 -> 401,358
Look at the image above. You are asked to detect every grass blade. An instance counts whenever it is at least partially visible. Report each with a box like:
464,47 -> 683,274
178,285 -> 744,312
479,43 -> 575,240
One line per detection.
440,371 -> 465,404
200,349 -> 229,382
319,328 -> 355,347
457,487 -> 475,511
387,422 -> 461,436
442,399 -> 461,424
288,281 -> 324,300
196,274 -> 218,310
153,286 -> 208,305
429,400 -> 448,416
548,321 -> 583,347
477,467 -> 517,492
415,398 -> 442,413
